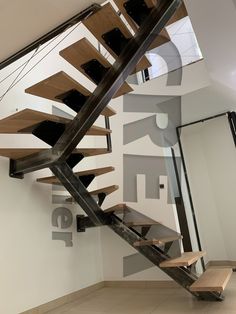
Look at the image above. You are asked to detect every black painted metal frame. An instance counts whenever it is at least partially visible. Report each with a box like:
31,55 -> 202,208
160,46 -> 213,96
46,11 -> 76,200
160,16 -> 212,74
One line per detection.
171,148 -> 193,252
8,0 -> 224,300
228,112 -> 236,146
176,111 -> 234,273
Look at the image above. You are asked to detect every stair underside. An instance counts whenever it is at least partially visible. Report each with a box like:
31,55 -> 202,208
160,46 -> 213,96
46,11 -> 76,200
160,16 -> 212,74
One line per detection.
83,3 -> 151,73
134,235 -> 183,247
59,38 -> 133,97
37,166 -> 114,184
113,0 -> 170,50
0,109 -> 111,136
190,268 -> 233,292
0,148 -> 110,160
25,71 -> 116,115
160,252 -> 206,268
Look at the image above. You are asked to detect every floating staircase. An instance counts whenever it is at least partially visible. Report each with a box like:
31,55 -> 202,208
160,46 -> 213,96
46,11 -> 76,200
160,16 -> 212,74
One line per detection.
0,0 -> 232,302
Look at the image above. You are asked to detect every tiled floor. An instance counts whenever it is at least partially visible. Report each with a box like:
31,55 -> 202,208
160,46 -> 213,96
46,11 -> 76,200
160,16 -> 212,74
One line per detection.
46,273 -> 236,314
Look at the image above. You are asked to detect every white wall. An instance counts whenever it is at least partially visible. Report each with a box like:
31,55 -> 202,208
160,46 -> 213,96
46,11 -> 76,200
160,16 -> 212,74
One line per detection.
180,116 -> 236,262
0,24 -> 105,314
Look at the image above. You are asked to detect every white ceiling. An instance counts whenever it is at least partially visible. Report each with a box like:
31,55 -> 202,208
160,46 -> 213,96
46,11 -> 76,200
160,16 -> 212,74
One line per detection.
0,0 -> 104,63
184,0 -> 236,93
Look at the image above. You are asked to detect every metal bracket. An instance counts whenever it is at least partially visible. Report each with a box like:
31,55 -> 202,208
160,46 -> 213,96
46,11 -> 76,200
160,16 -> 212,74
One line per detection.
32,121 -> 66,146
81,59 -> 109,85
79,174 -> 95,188
102,28 -> 130,56
98,193 -> 106,206
9,159 -> 24,179
124,0 -> 152,26
76,215 -> 86,232
66,153 -> 85,169
163,241 -> 173,254
228,111 -> 236,147
56,89 -> 89,113
105,117 -> 112,152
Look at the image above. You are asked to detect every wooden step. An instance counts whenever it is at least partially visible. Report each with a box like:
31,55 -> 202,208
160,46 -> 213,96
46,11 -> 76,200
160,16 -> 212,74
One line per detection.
90,185 -> 119,196
60,38 -> 133,98
83,3 -> 151,73
25,71 -> 116,117
190,268 -> 232,292
113,0 -> 170,50
104,203 -> 128,214
160,252 -> 206,268
0,148 -> 110,160
36,166 -> 114,185
134,235 -> 183,247
125,221 -> 160,227
86,125 -> 111,136
66,185 -> 119,203
0,109 -> 111,136
0,109 -> 69,133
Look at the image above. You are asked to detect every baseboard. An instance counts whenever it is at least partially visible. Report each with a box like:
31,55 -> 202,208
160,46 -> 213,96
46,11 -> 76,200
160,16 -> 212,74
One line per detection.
104,280 -> 178,288
207,260 -> 236,268
20,281 -> 105,314
21,280 -> 177,313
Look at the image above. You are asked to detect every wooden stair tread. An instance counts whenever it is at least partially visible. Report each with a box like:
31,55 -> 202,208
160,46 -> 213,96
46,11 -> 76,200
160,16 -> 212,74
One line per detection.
83,3 -> 151,73
160,252 -> 206,268
90,185 -> 119,196
190,268 -> 232,292
0,148 -> 46,159
86,125 -> 111,136
66,185 -> 119,203
0,109 -> 69,133
134,235 -> 183,247
125,221 -> 160,227
0,109 -> 111,136
0,148 -> 110,160
25,71 -> 116,117
104,203 -> 127,214
59,38 -> 133,98
36,166 -> 115,185
113,0 -> 170,50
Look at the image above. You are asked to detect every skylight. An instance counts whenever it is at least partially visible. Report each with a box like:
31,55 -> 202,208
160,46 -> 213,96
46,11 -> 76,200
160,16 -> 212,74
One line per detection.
142,16 -> 203,82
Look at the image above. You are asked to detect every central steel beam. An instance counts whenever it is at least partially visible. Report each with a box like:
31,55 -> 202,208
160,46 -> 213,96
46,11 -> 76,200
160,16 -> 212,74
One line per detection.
50,162 -> 110,226
12,0 -> 182,176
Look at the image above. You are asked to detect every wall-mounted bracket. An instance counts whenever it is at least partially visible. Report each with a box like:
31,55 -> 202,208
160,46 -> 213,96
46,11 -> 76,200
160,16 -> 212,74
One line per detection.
102,28 -> 130,56
56,89 -> 89,113
81,59 -> 109,85
124,0 -> 152,26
